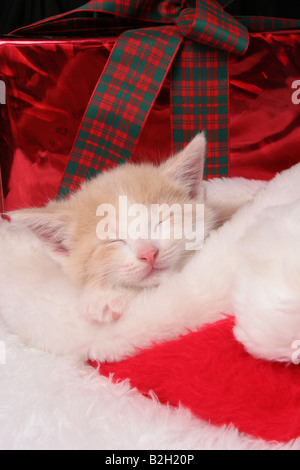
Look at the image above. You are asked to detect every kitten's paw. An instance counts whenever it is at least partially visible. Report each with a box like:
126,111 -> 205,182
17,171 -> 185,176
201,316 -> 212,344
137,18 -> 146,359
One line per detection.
80,290 -> 135,324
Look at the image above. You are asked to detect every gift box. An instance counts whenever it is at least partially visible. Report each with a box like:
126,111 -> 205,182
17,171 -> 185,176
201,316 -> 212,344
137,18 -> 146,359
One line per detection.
1,0 -> 300,212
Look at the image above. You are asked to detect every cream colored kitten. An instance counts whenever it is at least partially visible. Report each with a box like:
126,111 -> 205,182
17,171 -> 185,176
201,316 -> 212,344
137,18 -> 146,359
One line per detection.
0,133 -> 273,361
10,133 -> 260,326
12,133 -> 219,323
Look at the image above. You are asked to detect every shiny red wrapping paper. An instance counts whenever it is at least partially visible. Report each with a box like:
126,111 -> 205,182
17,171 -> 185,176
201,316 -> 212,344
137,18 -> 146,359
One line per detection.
1,31 -> 300,211
229,32 -> 300,180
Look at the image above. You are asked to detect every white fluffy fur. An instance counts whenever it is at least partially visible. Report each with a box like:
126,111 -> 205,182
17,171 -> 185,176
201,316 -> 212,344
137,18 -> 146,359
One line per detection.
1,163 -> 300,448
1,319 -> 297,450
233,200 -> 300,362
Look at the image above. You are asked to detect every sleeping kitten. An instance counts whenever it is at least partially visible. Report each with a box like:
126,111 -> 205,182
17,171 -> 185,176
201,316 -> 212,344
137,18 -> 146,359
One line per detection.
0,132 -> 272,361
10,133 -> 220,324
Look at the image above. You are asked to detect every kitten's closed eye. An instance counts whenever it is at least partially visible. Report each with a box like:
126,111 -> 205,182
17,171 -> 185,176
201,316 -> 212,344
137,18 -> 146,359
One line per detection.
157,216 -> 172,228
107,239 -> 127,246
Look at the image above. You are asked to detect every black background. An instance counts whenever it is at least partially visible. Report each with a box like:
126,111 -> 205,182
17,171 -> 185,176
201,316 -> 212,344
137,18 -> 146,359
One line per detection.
0,0 -> 299,36
0,0 -> 86,35
227,0 -> 299,17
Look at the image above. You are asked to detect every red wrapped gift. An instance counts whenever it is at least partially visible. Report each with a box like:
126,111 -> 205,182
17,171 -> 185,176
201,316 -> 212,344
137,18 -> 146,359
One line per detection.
1,1 -> 300,211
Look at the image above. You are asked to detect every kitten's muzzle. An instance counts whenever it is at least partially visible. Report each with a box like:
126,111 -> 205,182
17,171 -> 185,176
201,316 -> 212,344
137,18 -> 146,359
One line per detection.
137,245 -> 159,267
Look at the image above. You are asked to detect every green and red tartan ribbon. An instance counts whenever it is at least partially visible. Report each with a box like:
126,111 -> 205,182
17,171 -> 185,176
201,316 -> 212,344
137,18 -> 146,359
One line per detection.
238,16 -> 300,32
9,1 -> 299,197
64,25 -> 183,193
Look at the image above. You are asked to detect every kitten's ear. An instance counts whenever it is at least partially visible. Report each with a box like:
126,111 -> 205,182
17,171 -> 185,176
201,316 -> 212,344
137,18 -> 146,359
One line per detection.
162,132 -> 207,199
10,205 -> 72,262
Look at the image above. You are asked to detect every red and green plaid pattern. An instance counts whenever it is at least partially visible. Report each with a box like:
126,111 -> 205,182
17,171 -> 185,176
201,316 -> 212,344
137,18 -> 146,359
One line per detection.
75,0 -> 183,23
171,39 -> 229,178
171,0 -> 248,178
60,25 -> 183,196
176,2 -> 249,55
238,16 -> 300,33
12,0 -> 184,35
10,0 -> 299,197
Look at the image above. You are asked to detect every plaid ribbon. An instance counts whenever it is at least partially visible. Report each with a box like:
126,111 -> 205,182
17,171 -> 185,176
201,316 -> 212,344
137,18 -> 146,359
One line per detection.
11,1 -> 250,195
238,16 -> 300,32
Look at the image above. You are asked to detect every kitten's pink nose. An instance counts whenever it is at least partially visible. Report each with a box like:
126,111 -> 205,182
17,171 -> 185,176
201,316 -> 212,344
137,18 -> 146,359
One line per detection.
137,245 -> 159,266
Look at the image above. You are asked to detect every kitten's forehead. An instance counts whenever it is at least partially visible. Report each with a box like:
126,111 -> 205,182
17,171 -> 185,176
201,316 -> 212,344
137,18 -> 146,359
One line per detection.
106,164 -> 188,206
75,162 -> 193,224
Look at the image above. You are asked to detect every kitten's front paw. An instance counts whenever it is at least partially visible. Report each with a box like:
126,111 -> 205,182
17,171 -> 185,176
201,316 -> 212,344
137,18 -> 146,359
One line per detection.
80,290 -> 135,324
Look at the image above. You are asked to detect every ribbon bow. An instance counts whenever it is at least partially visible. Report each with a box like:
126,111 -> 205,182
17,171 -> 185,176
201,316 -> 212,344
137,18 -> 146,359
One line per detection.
18,0 -> 249,56
175,1 -> 248,56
